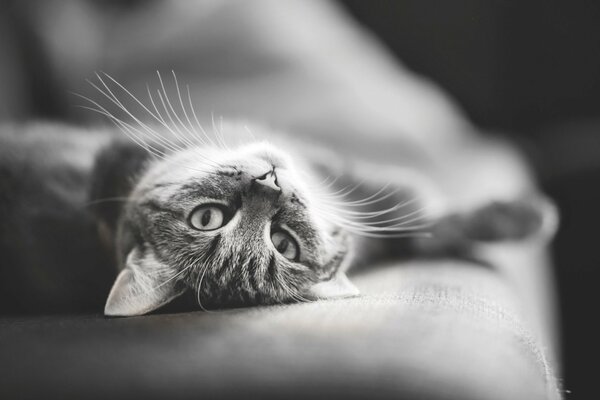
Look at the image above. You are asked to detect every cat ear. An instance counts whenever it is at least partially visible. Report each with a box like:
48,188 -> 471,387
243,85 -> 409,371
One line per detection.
104,248 -> 185,317
305,273 -> 360,300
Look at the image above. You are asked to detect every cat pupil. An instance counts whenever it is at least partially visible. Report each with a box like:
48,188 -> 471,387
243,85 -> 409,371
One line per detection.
201,209 -> 211,226
276,238 -> 289,253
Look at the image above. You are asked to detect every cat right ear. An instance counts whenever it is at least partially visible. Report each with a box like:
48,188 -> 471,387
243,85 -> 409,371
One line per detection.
104,247 -> 185,317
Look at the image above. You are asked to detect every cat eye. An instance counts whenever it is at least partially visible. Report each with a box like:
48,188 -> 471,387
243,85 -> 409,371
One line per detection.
271,230 -> 299,261
188,204 -> 231,231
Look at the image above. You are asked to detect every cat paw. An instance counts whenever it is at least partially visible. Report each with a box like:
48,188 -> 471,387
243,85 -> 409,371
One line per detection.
461,195 -> 559,243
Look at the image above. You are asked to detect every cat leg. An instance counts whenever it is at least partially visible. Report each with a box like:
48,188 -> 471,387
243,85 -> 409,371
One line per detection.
410,194 -> 559,263
438,194 -> 558,244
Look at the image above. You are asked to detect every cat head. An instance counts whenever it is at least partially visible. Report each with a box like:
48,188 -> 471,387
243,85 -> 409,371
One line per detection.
92,137 -> 359,316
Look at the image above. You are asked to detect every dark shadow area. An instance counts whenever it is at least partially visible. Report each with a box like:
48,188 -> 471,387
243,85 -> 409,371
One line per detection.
340,0 -> 599,397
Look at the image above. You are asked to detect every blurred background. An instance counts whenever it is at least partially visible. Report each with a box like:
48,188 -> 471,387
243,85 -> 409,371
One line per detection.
1,0 -> 597,397
339,1 -> 598,397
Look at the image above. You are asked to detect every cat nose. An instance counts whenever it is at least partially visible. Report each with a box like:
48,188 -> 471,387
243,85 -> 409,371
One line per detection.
253,169 -> 280,192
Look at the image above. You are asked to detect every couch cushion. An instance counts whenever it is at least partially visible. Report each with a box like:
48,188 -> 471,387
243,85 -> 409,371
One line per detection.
0,251 -> 561,400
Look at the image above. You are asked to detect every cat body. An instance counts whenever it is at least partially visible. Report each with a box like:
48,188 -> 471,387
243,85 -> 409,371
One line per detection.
0,124 -> 116,313
0,119 -> 555,316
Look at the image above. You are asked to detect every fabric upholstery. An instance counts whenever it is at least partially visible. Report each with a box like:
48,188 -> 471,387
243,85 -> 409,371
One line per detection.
0,246 -> 561,399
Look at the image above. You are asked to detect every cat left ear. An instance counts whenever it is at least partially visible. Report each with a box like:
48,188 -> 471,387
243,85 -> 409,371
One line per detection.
305,273 -> 360,300
104,247 -> 185,317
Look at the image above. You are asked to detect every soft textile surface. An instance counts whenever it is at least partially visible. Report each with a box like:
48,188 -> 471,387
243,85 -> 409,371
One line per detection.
0,247 -> 561,400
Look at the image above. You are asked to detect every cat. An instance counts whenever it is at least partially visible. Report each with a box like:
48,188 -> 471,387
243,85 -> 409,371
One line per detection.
0,76 -> 557,317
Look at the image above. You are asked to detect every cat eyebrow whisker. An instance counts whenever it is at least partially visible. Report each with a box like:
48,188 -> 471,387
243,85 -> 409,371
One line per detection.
97,72 -> 220,168
78,103 -> 212,174
171,71 -> 213,150
93,74 -> 187,154
144,85 -> 181,145
156,72 -> 226,167
78,82 -> 224,175
144,84 -> 218,167
211,112 -> 230,151
186,84 -> 219,148
156,72 -> 219,168
156,71 -> 197,143
154,87 -> 219,167
98,73 -> 221,170
76,102 -> 172,160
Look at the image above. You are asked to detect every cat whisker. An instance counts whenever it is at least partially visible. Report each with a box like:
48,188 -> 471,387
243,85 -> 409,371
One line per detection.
210,112 -> 230,150
145,85 -> 195,149
186,84 -> 218,148
218,116 -> 230,151
319,206 -> 430,226
155,72 -> 210,157
195,263 -> 214,313
243,125 -> 257,141
305,173 -> 342,193
148,263 -> 193,293
77,86 -> 219,174
93,74 -> 179,148
323,217 -> 431,233
98,73 -> 219,169
171,71 -> 212,151
324,181 -> 391,202
321,200 -> 424,220
82,196 -> 131,207
79,104 -> 212,173
276,274 -> 309,304
155,87 -> 213,160
76,102 -> 171,161
312,206 -> 433,237
316,174 -> 336,188
90,75 -> 190,155
317,178 -> 368,199
157,72 -> 224,166
321,185 -> 407,208
345,231 -> 432,239
145,84 -> 218,166
325,217 -> 432,234
156,71 -> 196,140
345,210 -> 430,227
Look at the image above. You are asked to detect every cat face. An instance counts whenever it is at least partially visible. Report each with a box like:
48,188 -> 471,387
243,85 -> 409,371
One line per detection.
103,142 -> 358,316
